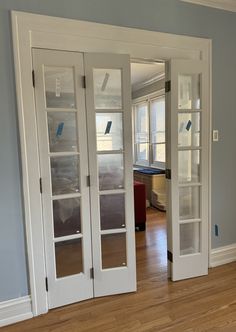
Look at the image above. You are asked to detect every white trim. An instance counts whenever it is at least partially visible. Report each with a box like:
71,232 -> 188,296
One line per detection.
11,10 -> 212,316
0,296 -> 32,327
181,0 -> 236,12
210,244 -> 236,267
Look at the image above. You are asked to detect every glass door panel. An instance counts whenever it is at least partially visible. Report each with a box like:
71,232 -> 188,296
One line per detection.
166,59 -> 209,281
101,233 -> 127,269
33,49 -> 93,308
98,154 -> 124,190
100,194 -> 125,230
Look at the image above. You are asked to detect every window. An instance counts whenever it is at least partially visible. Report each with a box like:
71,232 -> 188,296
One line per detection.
133,92 -> 165,168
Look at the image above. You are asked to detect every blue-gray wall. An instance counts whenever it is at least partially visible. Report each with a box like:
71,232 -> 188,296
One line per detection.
0,0 -> 236,302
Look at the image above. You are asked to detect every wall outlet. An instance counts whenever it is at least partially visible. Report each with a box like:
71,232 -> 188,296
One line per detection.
213,130 -> 219,142
214,224 -> 219,236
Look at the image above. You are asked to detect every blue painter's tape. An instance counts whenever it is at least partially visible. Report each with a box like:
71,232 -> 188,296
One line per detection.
56,122 -> 64,137
104,121 -> 112,134
186,120 -> 192,131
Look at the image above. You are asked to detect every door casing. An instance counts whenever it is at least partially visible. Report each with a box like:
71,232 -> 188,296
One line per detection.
11,10 -> 212,317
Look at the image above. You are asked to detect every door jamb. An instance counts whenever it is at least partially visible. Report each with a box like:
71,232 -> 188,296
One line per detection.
11,10 -> 212,316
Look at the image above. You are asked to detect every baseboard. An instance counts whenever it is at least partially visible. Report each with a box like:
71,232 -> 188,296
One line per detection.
210,243 -> 236,268
0,296 -> 32,327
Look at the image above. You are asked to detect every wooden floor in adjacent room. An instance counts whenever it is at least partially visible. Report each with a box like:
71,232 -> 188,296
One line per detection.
3,208 -> 236,332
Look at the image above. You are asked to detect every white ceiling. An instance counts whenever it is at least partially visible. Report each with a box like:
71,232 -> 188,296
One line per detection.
181,0 -> 236,12
131,62 -> 165,91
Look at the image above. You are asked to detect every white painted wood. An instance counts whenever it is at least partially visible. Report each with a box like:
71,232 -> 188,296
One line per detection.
11,10 -> 212,316
210,243 -> 236,267
166,59 -> 209,281
84,53 -> 137,297
0,296 -> 32,328
181,0 -> 236,12
32,49 -> 93,308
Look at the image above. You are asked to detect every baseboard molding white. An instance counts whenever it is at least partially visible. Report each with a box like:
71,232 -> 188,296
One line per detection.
0,296 -> 32,327
210,243 -> 236,268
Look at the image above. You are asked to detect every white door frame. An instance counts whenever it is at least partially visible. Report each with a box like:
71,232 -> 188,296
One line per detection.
11,10 -> 212,317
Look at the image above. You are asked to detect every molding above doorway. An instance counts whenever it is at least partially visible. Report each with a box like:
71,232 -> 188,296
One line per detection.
181,0 -> 236,12
11,10 -> 212,321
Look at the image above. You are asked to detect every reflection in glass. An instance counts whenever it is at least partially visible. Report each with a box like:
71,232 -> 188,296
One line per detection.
48,112 -> 78,152
93,69 -> 122,109
96,113 -> 123,151
55,239 -> 83,278
178,74 -> 201,110
98,154 -> 124,191
44,66 -> 75,108
178,113 -> 200,147
180,222 -> 200,255
101,233 -> 126,269
178,150 -> 200,183
179,186 -> 200,220
51,156 -> 80,195
100,194 -> 125,230
53,198 -> 81,237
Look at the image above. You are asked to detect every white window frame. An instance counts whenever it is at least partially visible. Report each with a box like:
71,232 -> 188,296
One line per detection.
133,89 -> 165,169
11,10 -> 212,319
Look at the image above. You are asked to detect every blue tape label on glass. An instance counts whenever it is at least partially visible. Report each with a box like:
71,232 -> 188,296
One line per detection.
186,120 -> 192,131
56,122 -> 64,137
104,121 -> 112,134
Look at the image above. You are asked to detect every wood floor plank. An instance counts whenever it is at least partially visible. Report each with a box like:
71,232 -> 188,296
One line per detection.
3,208 -> 236,331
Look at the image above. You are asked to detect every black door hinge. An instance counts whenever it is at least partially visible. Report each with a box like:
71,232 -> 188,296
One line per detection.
165,169 -> 171,180
165,80 -> 171,93
39,177 -> 43,194
167,250 -> 173,263
87,175 -> 91,187
82,75 -> 86,89
90,267 -> 94,279
45,277 -> 48,292
32,70 -> 35,88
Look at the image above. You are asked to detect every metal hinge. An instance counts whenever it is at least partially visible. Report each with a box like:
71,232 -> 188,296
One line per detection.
90,267 -> 94,279
86,175 -> 91,187
167,250 -> 173,263
82,75 -> 86,89
45,277 -> 48,292
165,169 -> 171,180
39,177 -> 43,194
165,80 -> 171,93
32,70 -> 35,88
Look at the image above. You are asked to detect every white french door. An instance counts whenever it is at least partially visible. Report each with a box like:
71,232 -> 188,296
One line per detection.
32,49 -> 136,309
84,53 -> 136,297
166,59 -> 209,281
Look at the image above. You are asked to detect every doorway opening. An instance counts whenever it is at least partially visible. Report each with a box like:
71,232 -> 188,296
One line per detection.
130,60 -> 168,282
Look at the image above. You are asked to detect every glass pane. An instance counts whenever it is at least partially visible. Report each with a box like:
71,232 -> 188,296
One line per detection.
135,103 -> 149,142
178,113 -> 200,147
44,66 -> 75,109
53,198 -> 81,238
153,143 -> 165,163
51,156 -> 80,195
136,143 -> 149,161
98,154 -> 124,191
178,74 -> 201,110
180,222 -> 200,255
150,97 -> 165,143
55,239 -> 83,278
48,112 -> 78,152
96,113 -> 123,151
179,186 -> 200,220
178,150 -> 200,183
93,69 -> 122,109
100,194 -> 125,230
101,233 -> 126,269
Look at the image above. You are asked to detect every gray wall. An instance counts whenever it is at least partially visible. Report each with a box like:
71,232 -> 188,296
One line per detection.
0,0 -> 236,302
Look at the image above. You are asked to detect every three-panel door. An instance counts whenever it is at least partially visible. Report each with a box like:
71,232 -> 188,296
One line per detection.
33,49 -> 136,309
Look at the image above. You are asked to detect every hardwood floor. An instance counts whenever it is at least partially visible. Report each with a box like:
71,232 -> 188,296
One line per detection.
3,208 -> 236,331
